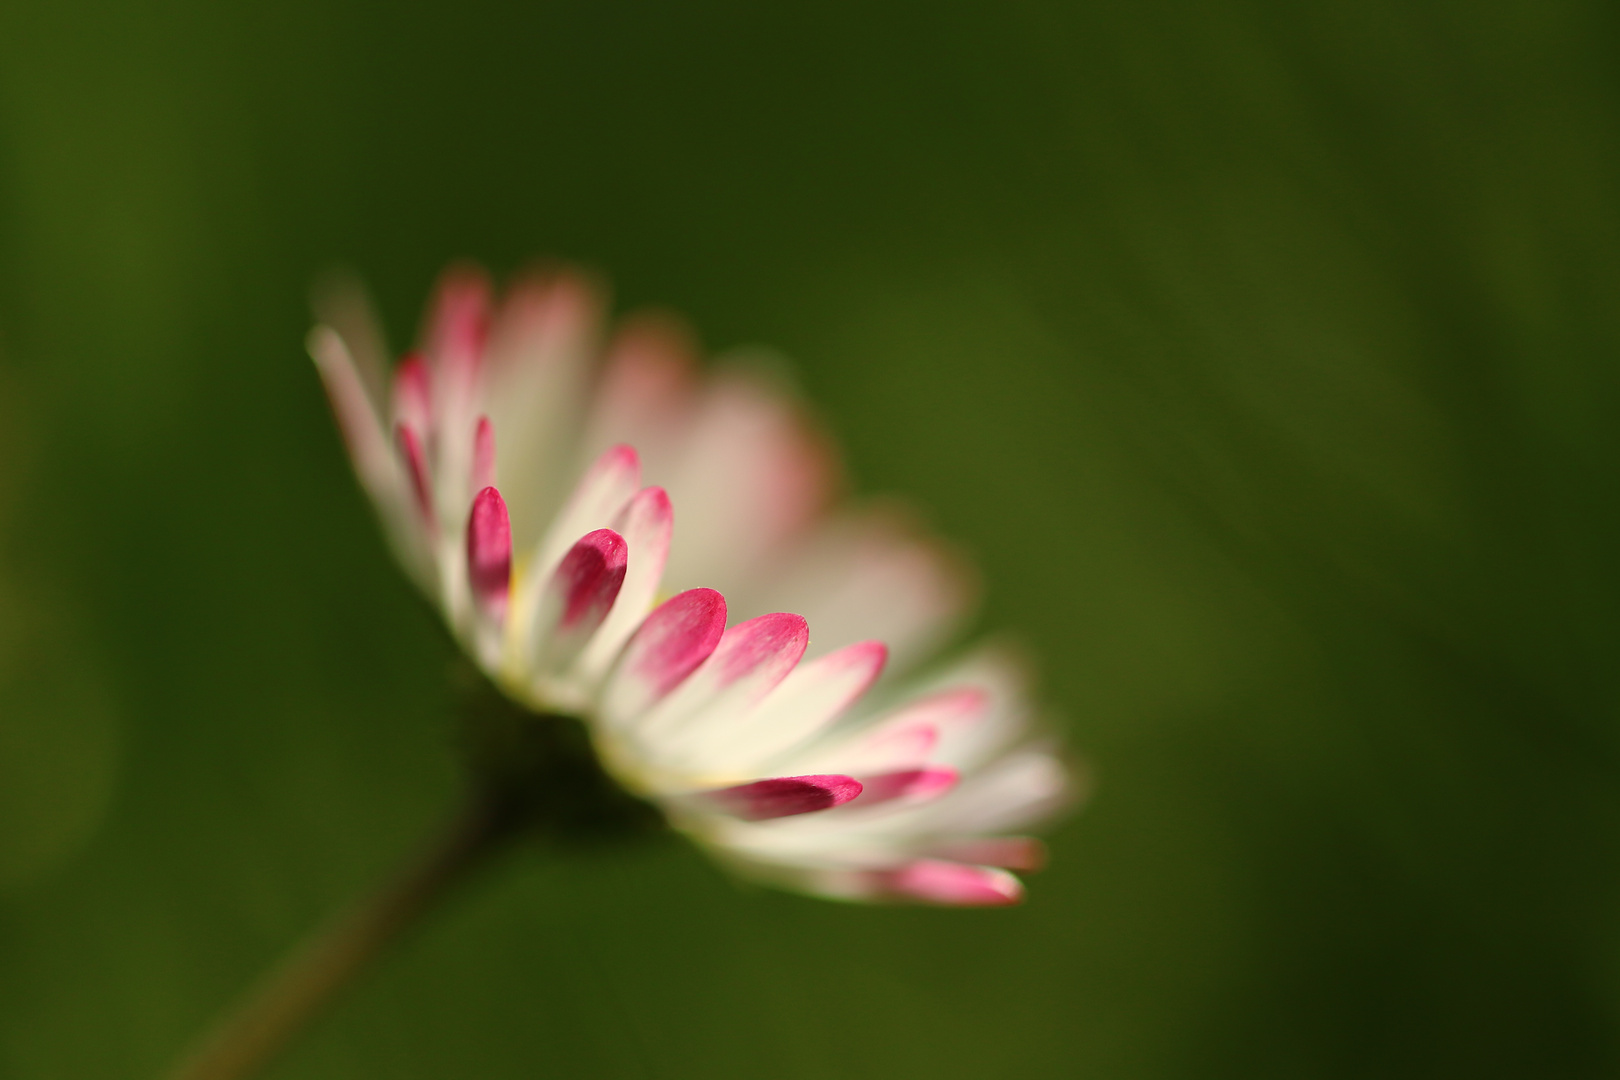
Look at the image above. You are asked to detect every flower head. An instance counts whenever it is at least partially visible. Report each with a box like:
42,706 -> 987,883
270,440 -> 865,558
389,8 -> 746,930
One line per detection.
310,262 -> 1073,905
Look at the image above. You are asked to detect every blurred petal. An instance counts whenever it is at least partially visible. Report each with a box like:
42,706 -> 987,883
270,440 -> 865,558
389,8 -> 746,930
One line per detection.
310,271 -> 390,402
307,325 -> 398,505
480,268 -> 602,548
731,508 -> 976,669
925,837 -> 1047,872
658,372 -> 837,592
918,751 -> 1073,836
851,767 -> 958,809
395,423 -> 433,524
583,311 -> 699,463
471,416 -> 496,493
421,261 -> 492,376
391,354 -> 432,436
872,861 -> 1024,906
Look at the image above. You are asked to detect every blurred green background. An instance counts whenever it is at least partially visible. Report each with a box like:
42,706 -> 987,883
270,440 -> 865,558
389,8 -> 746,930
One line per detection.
2,0 -> 1619,1076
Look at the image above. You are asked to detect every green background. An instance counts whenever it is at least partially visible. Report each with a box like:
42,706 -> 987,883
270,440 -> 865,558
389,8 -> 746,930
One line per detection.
2,0 -> 1618,1076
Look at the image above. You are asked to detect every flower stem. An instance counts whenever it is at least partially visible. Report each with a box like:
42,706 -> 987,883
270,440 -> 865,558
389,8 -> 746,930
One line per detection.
165,793 -> 518,1080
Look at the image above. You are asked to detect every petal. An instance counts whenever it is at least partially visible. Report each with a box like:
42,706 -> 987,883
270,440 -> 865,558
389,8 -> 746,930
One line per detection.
727,508 -> 976,669
693,775 -> 863,822
391,354 -> 433,436
702,640 -> 889,776
310,271 -> 390,404
582,311 -> 699,464
465,486 -> 512,617
479,269 -> 602,550
855,688 -> 986,762
851,766 -> 958,809
483,266 -> 600,378
912,750 -> 1073,836
307,325 -> 398,504
572,486 -> 674,683
531,444 -> 641,581
421,261 -> 491,376
600,588 -> 728,728
630,612 -> 810,764
710,613 -> 813,689
509,445 -> 641,649
553,530 -> 629,630
924,837 -> 1047,872
874,861 -> 1024,906
422,270 -> 490,507
309,324 -> 435,585
471,415 -> 496,493
526,529 -> 629,674
785,686 -> 986,776
395,423 -> 434,522
896,648 -> 1035,771
656,373 -> 837,592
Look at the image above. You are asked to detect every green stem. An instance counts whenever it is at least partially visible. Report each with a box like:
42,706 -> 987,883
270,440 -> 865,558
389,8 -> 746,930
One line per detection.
165,794 -> 516,1080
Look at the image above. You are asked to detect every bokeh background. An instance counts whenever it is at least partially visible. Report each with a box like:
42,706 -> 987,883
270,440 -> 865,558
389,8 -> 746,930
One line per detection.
2,0 -> 1619,1076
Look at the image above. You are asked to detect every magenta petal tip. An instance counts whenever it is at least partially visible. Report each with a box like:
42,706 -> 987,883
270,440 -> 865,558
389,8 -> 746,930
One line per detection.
712,612 -> 810,688
704,775 -> 864,821
856,767 -> 959,807
552,528 -> 629,629
625,588 -> 729,698
601,442 -> 640,469
466,486 -> 512,613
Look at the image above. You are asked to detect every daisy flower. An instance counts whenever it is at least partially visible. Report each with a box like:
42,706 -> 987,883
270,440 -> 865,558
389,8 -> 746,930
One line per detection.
308,263 -> 1072,905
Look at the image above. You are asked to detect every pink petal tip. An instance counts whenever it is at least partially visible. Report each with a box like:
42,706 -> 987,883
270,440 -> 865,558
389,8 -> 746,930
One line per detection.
856,767 -> 959,807
593,442 -> 641,480
551,528 -> 629,629
712,612 -> 810,688
704,775 -> 864,821
392,354 -> 432,432
471,416 -> 496,492
625,588 -> 729,698
426,263 -> 492,371
466,486 -> 511,612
